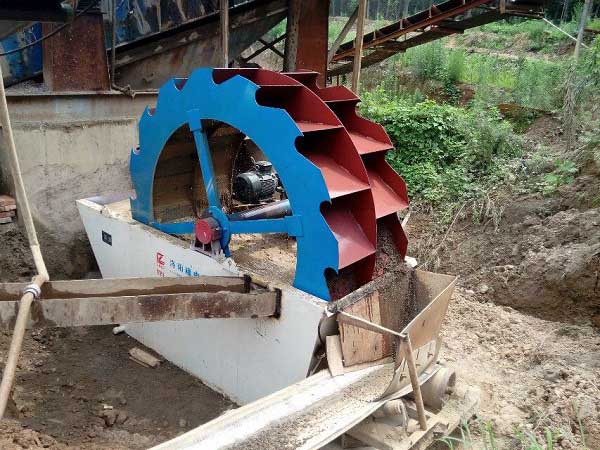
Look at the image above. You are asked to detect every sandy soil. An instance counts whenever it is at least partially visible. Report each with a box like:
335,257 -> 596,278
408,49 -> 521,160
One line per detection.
1,116 -> 597,449
0,325 -> 234,450
0,322 -> 234,450
440,289 -> 599,448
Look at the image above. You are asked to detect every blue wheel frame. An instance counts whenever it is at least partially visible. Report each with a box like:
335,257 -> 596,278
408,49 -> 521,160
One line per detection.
130,68 -> 339,300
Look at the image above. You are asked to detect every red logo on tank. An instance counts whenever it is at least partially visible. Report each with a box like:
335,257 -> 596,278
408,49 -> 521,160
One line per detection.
156,252 -> 165,267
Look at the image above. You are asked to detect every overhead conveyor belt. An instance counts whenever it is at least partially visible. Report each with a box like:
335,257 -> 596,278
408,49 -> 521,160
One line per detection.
329,0 -> 546,77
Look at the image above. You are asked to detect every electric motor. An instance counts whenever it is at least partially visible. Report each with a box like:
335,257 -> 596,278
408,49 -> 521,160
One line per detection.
233,161 -> 278,204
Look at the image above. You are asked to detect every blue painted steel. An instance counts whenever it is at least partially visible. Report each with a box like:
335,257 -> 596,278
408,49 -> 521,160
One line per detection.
188,109 -> 222,210
229,217 -> 297,235
150,221 -> 195,234
207,206 -> 232,258
0,24 -> 42,86
130,68 -> 339,300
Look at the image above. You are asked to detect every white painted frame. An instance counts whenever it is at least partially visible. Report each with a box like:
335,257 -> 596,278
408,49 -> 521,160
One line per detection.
77,197 -> 326,404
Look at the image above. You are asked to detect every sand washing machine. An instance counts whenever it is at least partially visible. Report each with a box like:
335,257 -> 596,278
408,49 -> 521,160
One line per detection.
75,68 -> 478,448
130,68 -> 410,301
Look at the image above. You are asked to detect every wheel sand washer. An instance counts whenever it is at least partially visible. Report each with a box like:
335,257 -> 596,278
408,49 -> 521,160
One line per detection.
2,68 -> 478,448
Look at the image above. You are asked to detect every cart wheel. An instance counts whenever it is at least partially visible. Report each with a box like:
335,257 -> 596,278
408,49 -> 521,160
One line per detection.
421,367 -> 456,411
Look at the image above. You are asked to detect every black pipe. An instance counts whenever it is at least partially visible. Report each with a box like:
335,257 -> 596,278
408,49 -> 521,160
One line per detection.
229,199 -> 292,221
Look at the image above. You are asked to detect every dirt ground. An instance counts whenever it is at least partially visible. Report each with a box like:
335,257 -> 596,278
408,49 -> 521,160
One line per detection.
439,289 -> 599,448
0,224 -> 234,449
2,200 -> 598,450
1,114 -> 598,448
0,324 -> 234,450
406,115 -> 600,448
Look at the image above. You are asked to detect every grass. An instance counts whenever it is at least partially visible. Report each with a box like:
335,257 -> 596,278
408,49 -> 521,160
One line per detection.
383,40 -> 568,111
439,418 -> 591,450
369,30 -> 600,112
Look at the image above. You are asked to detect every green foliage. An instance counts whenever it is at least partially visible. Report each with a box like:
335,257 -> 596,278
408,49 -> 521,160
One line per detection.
438,419 -> 587,450
477,18 -> 578,53
447,50 -> 466,83
390,41 -> 567,110
501,108 -> 544,134
513,57 -> 566,110
588,18 -> 600,31
360,91 -> 523,211
538,159 -> 579,195
524,20 -> 547,46
265,18 -> 286,41
410,41 -> 448,81
563,36 -> 600,148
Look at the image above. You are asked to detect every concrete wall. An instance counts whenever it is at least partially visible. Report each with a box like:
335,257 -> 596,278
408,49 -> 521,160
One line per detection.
0,91 -> 157,279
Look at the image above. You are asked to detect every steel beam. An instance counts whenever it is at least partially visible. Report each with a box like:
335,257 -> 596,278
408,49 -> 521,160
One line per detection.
327,6 -> 358,64
241,34 -> 286,63
114,0 -> 287,89
295,0 -> 329,85
0,291 -> 279,330
333,0 -> 494,61
0,276 -> 250,301
258,38 -> 284,58
328,0 -> 538,76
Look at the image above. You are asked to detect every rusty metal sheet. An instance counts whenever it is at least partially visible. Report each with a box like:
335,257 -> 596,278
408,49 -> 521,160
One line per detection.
0,290 -> 279,330
42,12 -> 110,91
0,275 -> 250,302
295,0 -> 329,85
114,0 -> 287,89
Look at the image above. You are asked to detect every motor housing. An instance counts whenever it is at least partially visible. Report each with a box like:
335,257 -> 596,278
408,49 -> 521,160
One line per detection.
233,161 -> 278,204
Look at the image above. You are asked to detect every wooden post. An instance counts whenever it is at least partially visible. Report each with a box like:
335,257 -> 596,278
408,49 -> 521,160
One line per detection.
328,6 -> 359,64
351,0 -> 367,93
220,0 -> 229,67
0,56 -> 49,418
284,0 -> 301,71
401,333 -> 428,431
574,0 -> 591,59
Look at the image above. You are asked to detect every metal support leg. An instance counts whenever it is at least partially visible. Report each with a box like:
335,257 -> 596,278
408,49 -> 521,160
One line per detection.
401,333 -> 428,430
187,109 -> 222,210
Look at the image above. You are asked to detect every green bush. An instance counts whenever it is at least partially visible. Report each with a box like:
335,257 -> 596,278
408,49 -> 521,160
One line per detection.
360,90 -> 523,210
410,41 -> 448,81
447,50 -> 466,83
